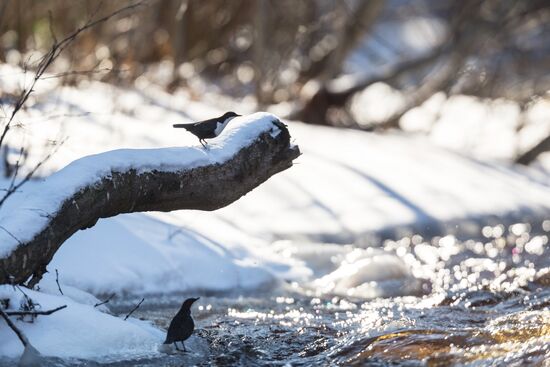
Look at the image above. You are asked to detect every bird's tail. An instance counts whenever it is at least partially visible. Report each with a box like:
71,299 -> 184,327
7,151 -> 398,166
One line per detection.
173,123 -> 194,130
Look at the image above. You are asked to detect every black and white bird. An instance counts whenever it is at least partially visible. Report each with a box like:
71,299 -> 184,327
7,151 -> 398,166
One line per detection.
164,297 -> 200,352
173,112 -> 240,148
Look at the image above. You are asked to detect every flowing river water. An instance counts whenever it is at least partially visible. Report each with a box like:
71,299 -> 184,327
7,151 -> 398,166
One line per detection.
3,221 -> 550,366
101,221 -> 550,366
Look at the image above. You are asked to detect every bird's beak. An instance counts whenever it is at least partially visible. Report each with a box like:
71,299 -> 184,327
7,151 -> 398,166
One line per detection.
193,297 -> 200,302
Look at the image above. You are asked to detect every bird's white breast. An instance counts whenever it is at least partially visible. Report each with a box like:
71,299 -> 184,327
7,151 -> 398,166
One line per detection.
214,116 -> 235,136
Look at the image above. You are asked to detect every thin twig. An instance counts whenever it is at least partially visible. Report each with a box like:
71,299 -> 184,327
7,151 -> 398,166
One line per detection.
0,308 -> 30,347
124,298 -> 144,320
13,284 -> 30,298
0,139 -> 64,207
94,293 -> 115,308
5,305 -> 67,317
0,151 -> 52,207
0,225 -> 22,245
23,207 -> 54,219
0,1 -> 144,202
13,285 -> 39,322
54,269 -> 63,295
7,147 -> 25,189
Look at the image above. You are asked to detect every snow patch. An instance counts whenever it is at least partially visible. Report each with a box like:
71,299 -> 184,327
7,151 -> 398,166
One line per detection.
0,286 -> 164,360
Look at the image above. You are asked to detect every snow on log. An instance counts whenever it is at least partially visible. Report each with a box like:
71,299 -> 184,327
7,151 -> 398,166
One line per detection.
0,113 -> 300,286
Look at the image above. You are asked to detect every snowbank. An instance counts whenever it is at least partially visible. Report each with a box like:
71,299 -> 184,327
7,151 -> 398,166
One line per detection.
43,213 -> 282,295
0,286 -> 163,360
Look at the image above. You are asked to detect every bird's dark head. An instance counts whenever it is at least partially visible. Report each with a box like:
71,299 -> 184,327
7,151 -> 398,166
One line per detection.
180,297 -> 200,312
222,111 -> 240,121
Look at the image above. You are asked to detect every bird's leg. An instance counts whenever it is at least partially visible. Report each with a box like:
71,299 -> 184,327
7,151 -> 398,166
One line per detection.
174,343 -> 182,352
182,342 -> 187,352
200,139 -> 207,148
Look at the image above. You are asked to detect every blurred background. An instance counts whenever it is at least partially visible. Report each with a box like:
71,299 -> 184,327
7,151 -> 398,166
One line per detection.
0,0 -> 549,165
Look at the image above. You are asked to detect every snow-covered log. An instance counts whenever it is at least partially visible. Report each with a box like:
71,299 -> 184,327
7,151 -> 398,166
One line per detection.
0,113 -> 300,286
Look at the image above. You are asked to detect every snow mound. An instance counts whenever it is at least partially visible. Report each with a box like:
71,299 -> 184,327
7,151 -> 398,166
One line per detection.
0,286 -> 164,360
44,213 -> 281,294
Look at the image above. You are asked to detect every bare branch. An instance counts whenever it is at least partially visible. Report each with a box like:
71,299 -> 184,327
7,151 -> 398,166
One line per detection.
0,225 -> 22,245
13,285 -> 40,322
5,305 -> 67,317
124,298 -> 144,321
0,147 -> 56,207
0,308 -> 30,347
94,293 -> 115,308
54,269 -> 63,296
7,147 -> 25,189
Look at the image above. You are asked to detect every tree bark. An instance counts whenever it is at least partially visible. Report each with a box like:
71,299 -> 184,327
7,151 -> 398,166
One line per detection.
0,119 -> 300,286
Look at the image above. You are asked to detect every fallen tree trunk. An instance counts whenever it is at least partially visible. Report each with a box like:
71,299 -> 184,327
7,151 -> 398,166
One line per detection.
0,113 -> 300,286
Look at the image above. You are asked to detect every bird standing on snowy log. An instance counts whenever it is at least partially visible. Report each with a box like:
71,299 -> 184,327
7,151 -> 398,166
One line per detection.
164,297 -> 200,352
173,112 -> 240,147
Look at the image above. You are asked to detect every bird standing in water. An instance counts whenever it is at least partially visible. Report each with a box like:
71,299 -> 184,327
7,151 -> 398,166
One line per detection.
164,297 -> 200,352
173,112 -> 240,148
